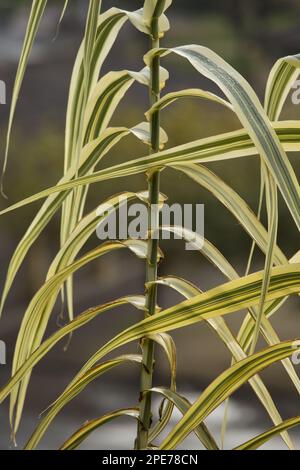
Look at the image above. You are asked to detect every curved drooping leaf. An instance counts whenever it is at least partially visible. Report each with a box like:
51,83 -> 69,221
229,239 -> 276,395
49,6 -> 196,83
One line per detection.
2,0 -> 47,190
61,0 -> 101,264
147,333 -> 177,442
23,335 -> 172,449
163,229 -> 300,436
50,191 -> 158,319
0,122 -> 156,317
145,88 -> 233,120
150,388 -> 218,450
221,50 -> 300,437
47,264 -> 300,408
0,298 -> 146,408
250,166 -> 278,354
10,240 -> 159,434
128,1 -> 171,38
245,166 -> 265,276
60,408 -> 140,450
62,64 -> 168,255
248,47 -> 290,355
237,250 -> 300,353
1,265 -> 299,441
25,355 -> 142,449
154,274 -> 296,448
168,165 -> 286,266
2,121 -> 299,219
235,416 -> 300,450
159,340 -> 300,449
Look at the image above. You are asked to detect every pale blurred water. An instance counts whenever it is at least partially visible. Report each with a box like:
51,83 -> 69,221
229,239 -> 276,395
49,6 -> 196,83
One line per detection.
1,387 -> 299,450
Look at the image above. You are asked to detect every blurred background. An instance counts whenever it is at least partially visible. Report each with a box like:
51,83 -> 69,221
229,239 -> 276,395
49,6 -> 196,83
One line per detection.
0,0 -> 299,450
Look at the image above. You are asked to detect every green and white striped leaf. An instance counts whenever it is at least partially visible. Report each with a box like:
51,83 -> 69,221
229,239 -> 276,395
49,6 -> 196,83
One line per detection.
144,46 -> 300,229
168,165 -> 287,266
0,122 -> 153,317
250,166 -> 278,354
0,298 -> 146,408
265,54 -> 300,121
50,264 -> 300,408
23,334 -> 173,448
148,333 -> 177,442
60,408 -> 140,450
155,274 -> 296,448
158,229 -> 300,394
160,340 -> 300,449
150,388 -> 219,450
2,121 -> 299,219
236,251 -> 300,360
10,240 -> 157,434
26,355 -> 142,450
145,88 -> 233,120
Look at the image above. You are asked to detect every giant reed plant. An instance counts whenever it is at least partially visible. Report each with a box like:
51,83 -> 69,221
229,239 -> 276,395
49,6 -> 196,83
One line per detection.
0,0 -> 300,450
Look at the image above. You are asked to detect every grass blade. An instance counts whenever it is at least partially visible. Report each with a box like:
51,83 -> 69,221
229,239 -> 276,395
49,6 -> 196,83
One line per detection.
2,0 -> 47,193
10,240 -> 157,434
150,387 -> 219,450
235,416 -> 300,450
145,88 -> 233,120
145,46 -> 300,230
265,54 -> 300,120
60,408 -> 139,450
156,275 -> 295,449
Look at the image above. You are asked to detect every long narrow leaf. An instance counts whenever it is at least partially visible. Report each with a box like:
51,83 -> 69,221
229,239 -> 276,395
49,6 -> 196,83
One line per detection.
235,416 -> 300,450
155,275 -> 296,448
60,408 -> 139,450
265,54 -> 300,120
160,341 -> 300,449
10,240 -> 158,434
2,0 -> 47,191
145,46 -> 300,229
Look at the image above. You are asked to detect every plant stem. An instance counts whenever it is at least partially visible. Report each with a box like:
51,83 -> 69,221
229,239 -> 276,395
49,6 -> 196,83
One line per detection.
136,1 -> 165,450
